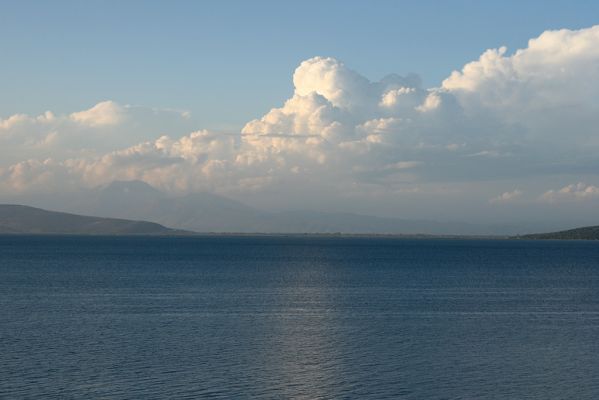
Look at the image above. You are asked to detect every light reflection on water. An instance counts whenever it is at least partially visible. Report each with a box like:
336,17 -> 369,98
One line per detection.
1,235 -> 599,399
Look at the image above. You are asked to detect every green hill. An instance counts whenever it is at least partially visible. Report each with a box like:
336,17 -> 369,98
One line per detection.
518,225 -> 599,240
0,204 -> 186,235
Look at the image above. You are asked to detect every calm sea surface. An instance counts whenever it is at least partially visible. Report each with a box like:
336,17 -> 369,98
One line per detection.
1,235 -> 599,399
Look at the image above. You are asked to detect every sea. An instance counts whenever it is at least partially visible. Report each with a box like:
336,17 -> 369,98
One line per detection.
1,235 -> 598,399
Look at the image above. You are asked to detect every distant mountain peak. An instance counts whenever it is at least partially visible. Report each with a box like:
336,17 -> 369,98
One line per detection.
100,180 -> 165,197
3,182 -> 519,235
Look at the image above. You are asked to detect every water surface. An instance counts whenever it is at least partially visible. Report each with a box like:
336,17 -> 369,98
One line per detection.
1,236 -> 598,399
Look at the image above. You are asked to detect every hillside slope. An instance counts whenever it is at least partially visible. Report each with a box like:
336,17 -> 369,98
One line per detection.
0,205 -> 184,235
519,225 -> 599,240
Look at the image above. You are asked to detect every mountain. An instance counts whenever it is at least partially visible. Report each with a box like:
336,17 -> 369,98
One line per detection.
68,181 -> 268,233
518,225 -> 599,240
0,205 -> 184,235
4,180 -> 518,235
60,181 -> 513,234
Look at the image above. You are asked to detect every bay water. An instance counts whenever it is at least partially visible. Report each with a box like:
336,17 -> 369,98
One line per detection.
1,236 -> 598,399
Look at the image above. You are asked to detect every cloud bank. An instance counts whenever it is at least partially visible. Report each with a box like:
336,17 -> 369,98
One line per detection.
2,25 -> 599,220
540,183 -> 599,203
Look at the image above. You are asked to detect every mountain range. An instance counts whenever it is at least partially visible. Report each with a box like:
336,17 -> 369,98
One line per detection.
2,201 -> 597,238
5,180 -> 518,235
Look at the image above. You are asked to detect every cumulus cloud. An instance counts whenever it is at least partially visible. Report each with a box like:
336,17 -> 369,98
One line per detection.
0,102 -> 193,165
56,130 -> 238,193
415,92 -> 442,113
540,183 -> 599,203
70,101 -> 125,127
443,27 -> 599,101
442,25 -> 599,147
2,25 -> 599,212
489,189 -> 523,204
0,159 -> 77,194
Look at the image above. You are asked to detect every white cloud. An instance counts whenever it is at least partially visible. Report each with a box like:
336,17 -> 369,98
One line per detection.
70,101 -> 125,127
292,56 -> 372,110
0,101 -> 193,166
415,92 -> 441,112
0,114 -> 32,131
0,159 -> 75,194
61,129 -> 238,193
2,25 -> 599,213
540,183 -> 599,203
489,189 -> 522,204
379,87 -> 417,108
442,25 -> 599,119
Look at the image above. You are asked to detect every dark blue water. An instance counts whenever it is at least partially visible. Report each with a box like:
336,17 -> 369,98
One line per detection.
1,236 -> 599,399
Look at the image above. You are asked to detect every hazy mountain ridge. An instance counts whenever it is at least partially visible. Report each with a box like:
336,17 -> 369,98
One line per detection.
0,204 -> 183,235
6,180 -> 519,235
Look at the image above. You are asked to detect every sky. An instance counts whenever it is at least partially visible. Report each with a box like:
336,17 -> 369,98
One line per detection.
2,0 -> 599,230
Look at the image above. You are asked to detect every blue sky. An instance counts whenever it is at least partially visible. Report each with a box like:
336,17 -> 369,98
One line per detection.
2,1 -> 599,229
2,0 -> 598,129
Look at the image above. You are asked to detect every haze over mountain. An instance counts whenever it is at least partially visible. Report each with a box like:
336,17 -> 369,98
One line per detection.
4,180 -> 522,235
0,205 -> 181,235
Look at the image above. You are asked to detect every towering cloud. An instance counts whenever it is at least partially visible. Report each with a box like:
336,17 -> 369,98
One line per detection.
1,25 -> 599,216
